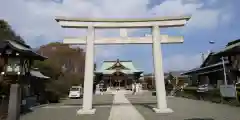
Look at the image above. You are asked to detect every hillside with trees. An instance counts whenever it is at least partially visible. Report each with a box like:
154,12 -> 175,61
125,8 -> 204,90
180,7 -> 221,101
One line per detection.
34,42 -> 86,96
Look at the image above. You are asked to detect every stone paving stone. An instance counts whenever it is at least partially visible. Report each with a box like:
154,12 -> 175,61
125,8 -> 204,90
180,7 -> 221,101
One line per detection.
108,90 -> 145,120
126,93 -> 240,120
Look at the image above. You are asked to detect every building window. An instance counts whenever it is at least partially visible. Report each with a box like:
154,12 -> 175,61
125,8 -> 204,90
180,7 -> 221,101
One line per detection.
237,76 -> 240,83
52,47 -> 56,50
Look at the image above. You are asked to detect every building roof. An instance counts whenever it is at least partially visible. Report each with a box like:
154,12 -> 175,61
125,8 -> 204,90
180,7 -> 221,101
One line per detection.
0,40 -> 47,61
200,52 -> 214,67
95,59 -> 143,74
214,39 -> 240,56
30,70 -> 50,79
168,71 -> 187,77
182,61 -> 229,75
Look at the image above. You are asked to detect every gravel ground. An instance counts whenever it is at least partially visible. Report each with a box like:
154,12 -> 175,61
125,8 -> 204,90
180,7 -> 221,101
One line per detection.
20,94 -> 114,120
125,93 -> 240,120
20,92 -> 240,120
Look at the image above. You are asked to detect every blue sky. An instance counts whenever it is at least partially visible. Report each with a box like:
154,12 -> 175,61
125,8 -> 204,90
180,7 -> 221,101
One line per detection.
0,0 -> 239,73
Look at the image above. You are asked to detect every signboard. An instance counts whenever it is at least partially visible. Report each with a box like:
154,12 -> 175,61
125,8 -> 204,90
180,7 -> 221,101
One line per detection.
22,100 -> 26,105
6,58 -> 20,73
220,85 -> 237,98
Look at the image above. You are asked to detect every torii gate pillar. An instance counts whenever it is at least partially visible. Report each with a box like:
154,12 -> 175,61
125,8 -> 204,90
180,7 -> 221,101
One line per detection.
77,26 -> 96,114
152,25 -> 172,113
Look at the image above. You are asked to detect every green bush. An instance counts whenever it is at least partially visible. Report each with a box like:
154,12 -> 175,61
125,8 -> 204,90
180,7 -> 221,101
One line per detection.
152,91 -> 156,96
45,90 -> 60,103
180,87 -> 240,106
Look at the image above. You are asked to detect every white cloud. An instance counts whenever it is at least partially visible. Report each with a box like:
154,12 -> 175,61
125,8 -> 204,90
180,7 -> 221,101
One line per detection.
0,0 -> 150,46
95,45 -> 124,60
150,0 -> 233,31
0,0 -> 236,71
208,0 -> 217,5
163,53 -> 202,72
1,0 -> 230,45
1,0 -> 233,41
186,9 -> 220,29
149,0 -> 203,16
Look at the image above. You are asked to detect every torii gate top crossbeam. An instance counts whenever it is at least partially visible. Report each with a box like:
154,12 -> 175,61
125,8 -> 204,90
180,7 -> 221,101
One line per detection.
55,16 -> 191,28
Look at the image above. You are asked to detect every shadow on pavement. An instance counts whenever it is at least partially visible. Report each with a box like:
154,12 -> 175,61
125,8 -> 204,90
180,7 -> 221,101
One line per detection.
185,118 -> 214,120
141,104 -> 154,110
21,107 -> 33,115
63,102 -> 156,107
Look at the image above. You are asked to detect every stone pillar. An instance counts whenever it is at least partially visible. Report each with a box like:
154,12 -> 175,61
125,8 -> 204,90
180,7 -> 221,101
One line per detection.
109,76 -> 112,88
152,25 -> 173,113
7,84 -> 21,120
77,26 -> 96,114
125,78 -> 127,89
120,28 -> 128,37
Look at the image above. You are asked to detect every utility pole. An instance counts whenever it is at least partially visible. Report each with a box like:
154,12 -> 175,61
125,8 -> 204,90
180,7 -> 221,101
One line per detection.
152,73 -> 154,89
201,52 -> 205,63
209,40 -> 215,53
201,41 -> 215,63
222,57 -> 228,85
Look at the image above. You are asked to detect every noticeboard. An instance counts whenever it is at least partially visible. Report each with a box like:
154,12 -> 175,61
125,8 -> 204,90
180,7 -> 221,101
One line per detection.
220,85 -> 237,98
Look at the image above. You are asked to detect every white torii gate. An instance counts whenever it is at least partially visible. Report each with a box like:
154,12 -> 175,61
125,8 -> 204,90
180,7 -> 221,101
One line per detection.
55,16 -> 190,114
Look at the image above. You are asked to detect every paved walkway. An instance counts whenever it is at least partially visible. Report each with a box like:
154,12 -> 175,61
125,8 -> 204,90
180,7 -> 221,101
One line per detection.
108,90 -> 145,120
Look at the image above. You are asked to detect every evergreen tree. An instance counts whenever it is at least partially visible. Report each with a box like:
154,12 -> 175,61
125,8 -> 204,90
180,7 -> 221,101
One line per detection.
0,20 -> 25,43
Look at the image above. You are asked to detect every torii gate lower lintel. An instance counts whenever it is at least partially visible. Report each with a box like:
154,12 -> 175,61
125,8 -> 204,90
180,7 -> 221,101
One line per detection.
63,35 -> 184,44
55,16 -> 191,114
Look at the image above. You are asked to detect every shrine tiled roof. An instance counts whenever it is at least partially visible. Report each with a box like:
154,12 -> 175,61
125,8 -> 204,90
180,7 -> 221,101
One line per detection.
95,60 -> 143,74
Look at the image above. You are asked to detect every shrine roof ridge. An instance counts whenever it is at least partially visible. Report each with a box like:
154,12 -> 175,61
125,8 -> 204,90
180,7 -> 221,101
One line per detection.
55,15 -> 191,22
103,60 -> 132,62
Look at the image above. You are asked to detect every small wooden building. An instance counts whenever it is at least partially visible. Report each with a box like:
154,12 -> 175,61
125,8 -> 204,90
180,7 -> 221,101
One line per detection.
183,39 -> 240,87
182,52 -> 228,88
182,39 -> 240,101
